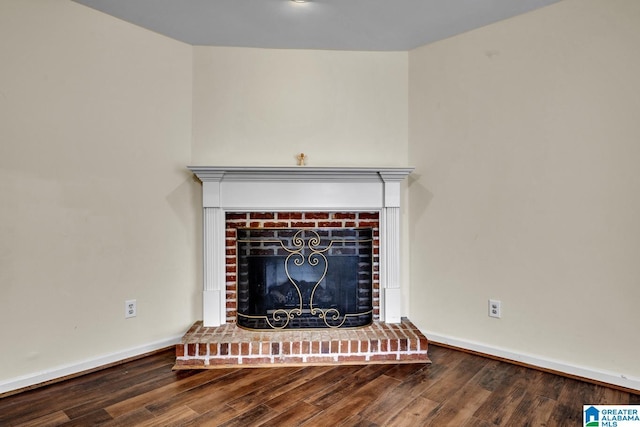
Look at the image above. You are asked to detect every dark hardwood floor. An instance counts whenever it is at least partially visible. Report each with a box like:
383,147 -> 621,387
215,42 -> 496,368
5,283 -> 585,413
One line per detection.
1,344 -> 638,426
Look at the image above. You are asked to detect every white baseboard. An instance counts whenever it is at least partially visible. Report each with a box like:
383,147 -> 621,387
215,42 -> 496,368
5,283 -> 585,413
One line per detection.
3,332 -> 638,395
0,335 -> 183,395
424,331 -> 640,392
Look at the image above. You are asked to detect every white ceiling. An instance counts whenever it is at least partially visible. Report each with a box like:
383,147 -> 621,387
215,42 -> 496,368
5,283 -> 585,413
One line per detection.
73,0 -> 562,51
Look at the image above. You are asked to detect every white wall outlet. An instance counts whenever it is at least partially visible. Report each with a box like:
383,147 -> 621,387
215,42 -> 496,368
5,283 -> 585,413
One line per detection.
125,299 -> 137,318
488,299 -> 501,318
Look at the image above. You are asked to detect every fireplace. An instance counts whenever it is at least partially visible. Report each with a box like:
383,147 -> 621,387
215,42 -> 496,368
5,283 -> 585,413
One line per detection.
188,166 -> 414,327
176,166 -> 431,369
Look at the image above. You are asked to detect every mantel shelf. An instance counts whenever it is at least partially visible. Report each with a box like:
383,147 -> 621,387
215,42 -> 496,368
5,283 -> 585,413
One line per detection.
188,166 -> 414,183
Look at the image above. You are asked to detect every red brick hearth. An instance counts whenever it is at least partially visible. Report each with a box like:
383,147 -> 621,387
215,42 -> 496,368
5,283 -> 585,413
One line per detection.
174,318 -> 430,369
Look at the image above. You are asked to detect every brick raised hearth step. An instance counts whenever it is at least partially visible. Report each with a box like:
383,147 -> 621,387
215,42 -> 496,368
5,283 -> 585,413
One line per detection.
174,318 -> 430,369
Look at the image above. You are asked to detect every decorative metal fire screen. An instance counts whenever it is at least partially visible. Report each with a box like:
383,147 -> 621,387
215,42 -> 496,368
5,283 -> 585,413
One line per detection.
236,228 -> 373,330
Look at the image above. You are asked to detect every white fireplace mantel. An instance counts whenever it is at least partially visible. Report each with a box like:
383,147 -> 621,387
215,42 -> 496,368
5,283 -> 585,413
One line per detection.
188,166 -> 414,327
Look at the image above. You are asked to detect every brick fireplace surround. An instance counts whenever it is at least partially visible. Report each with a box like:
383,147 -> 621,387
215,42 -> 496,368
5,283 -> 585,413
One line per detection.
227,211 -> 381,324
176,166 -> 430,368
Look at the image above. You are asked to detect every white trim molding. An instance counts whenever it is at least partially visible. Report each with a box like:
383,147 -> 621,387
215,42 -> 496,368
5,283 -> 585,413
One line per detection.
0,335 -> 183,396
188,166 -> 414,327
425,331 -> 640,392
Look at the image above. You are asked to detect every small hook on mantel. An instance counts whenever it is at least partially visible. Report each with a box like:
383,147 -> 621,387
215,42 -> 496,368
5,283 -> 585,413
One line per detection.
296,153 -> 307,166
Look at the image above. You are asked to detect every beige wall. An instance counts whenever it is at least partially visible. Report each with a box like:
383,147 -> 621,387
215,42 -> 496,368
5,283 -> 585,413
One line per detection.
192,47 -> 408,167
409,0 -> 640,381
0,0 -> 197,384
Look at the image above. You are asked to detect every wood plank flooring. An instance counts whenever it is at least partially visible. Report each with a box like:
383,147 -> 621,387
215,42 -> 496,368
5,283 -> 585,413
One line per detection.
1,344 -> 638,426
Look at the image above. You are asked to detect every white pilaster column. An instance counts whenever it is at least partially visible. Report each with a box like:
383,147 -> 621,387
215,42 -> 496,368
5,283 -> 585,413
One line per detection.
203,207 -> 226,326
379,172 -> 406,324
199,174 -> 226,327
382,206 -> 402,323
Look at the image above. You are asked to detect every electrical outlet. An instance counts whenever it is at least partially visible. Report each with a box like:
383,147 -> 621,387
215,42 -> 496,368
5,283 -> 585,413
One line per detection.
125,299 -> 137,318
488,299 -> 501,318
